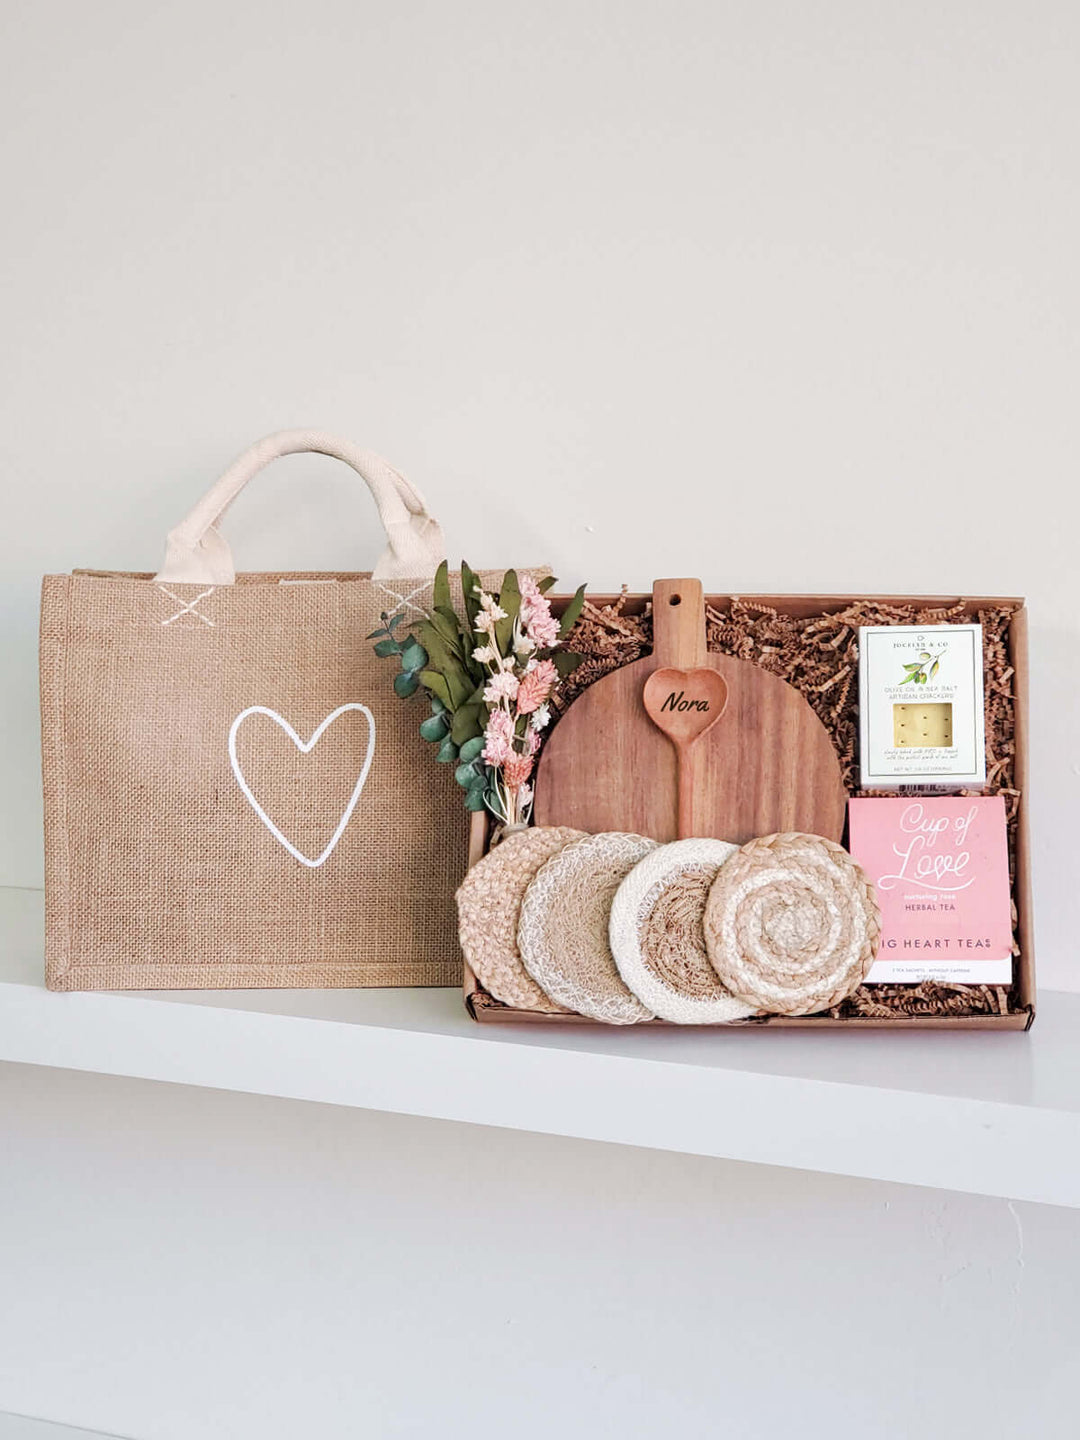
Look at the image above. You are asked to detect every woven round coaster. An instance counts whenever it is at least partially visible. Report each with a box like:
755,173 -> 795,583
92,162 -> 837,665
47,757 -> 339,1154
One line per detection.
703,832 -> 881,1016
609,839 -> 758,1024
518,832 -> 658,1024
456,827 -> 585,1012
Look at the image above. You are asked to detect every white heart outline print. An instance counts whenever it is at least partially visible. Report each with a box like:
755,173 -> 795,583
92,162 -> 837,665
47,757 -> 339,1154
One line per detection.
228,704 -> 376,868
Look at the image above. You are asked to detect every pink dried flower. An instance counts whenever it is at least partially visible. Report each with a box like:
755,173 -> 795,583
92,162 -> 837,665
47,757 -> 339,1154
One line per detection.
515,658 -> 557,715
503,753 -> 534,791
483,670 -> 519,705
526,609 -> 559,650
519,575 -> 560,650
487,706 -> 515,740
524,725 -> 541,756
482,708 -> 515,766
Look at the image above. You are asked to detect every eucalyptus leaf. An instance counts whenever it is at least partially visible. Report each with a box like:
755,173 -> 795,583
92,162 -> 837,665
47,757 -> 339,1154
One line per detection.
366,626 -> 389,640
463,787 -> 488,812
557,583 -> 586,638
400,640 -> 428,673
436,737 -> 458,764
429,694 -> 446,714
455,760 -> 481,788
373,638 -> 401,658
419,713 -> 450,742
393,671 -> 419,698
458,735 -> 486,763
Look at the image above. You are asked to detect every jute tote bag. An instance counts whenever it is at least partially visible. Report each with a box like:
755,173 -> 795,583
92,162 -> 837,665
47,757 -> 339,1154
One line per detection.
40,429 -> 492,991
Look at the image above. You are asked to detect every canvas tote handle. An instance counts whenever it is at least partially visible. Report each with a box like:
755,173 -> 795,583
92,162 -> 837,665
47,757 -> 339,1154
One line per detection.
154,429 -> 446,585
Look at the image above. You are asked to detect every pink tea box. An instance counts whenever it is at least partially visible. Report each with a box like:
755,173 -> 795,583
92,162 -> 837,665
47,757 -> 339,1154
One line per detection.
848,796 -> 1013,985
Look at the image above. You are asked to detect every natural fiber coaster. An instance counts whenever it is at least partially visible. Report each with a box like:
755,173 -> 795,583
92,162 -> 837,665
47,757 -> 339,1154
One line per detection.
703,832 -> 881,1016
456,827 -> 585,1012
609,839 -> 758,1024
518,832 -> 659,1024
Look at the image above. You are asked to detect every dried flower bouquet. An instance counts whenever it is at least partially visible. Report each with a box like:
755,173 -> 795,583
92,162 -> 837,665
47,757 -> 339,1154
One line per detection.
371,563 -> 585,825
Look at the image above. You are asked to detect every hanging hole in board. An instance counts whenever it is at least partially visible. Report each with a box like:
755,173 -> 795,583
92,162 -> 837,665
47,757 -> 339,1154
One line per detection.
669,594 -> 682,606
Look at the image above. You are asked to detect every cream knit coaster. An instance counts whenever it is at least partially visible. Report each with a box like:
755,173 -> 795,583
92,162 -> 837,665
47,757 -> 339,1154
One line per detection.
456,827 -> 585,1012
703,832 -> 881,1016
609,839 -> 757,1024
518,832 -> 658,1024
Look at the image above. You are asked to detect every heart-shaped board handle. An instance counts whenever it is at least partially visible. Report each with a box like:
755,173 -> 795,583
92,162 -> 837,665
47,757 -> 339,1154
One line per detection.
643,580 -> 726,838
643,667 -> 728,747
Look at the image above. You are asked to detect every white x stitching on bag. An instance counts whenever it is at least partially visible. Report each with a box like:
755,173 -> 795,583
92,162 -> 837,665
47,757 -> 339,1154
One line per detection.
158,585 -> 216,627
373,579 -> 431,616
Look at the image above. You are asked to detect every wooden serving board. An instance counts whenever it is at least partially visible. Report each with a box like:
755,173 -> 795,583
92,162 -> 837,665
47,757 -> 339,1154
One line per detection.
534,578 -> 847,844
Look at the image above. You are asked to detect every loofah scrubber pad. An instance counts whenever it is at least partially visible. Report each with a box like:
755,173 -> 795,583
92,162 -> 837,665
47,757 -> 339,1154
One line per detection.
456,826 -> 585,1012
609,838 -> 757,1024
518,831 -> 658,1024
703,832 -> 881,1016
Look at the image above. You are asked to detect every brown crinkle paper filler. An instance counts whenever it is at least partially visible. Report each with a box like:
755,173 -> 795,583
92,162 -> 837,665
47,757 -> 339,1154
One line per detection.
557,591 -> 1022,1022
552,592 -> 655,716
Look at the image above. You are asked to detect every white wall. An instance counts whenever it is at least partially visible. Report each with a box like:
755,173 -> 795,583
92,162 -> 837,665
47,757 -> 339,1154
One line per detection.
2,6 -> 1079,1437
0,0 -> 1076,981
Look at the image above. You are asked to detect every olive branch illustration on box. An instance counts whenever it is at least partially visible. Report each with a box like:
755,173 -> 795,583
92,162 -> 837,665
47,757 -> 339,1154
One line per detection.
899,650 -> 944,685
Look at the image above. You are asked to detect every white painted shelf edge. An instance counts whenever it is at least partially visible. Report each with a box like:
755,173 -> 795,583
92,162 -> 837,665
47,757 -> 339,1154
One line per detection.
1,887 -> 1077,1208
0,1412 -> 127,1439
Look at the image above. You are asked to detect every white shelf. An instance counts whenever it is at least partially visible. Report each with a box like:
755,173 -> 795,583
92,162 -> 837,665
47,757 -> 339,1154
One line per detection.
0,1414 -> 122,1439
1,886 -> 1076,1207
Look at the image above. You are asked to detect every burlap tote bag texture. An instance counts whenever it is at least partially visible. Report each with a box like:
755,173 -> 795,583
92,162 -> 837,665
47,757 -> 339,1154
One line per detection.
41,429 -> 514,991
